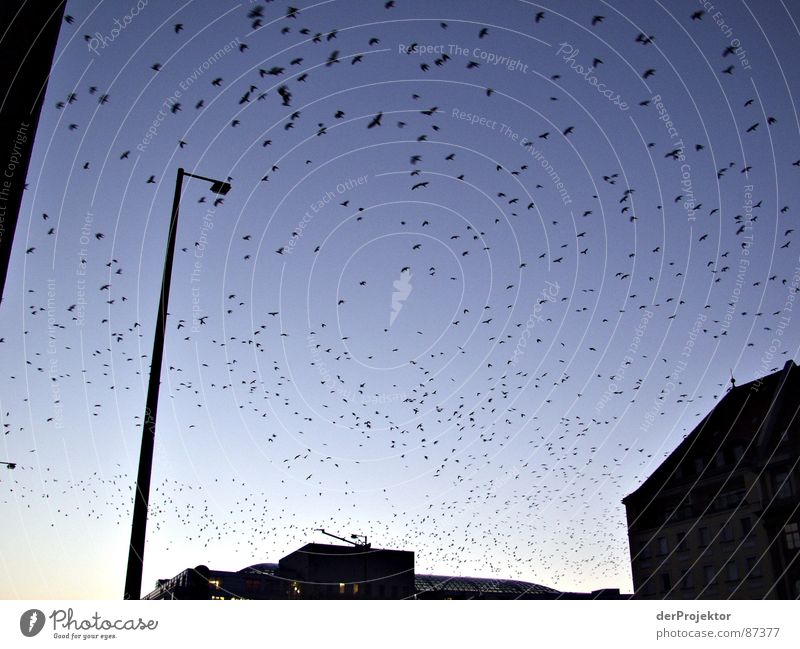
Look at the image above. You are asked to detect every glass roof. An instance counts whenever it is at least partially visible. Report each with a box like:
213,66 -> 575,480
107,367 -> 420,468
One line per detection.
415,574 -> 559,596
240,563 -> 279,575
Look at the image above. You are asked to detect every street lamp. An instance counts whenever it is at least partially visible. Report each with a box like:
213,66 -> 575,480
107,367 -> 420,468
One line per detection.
124,168 -> 231,600
1,461 -> 16,470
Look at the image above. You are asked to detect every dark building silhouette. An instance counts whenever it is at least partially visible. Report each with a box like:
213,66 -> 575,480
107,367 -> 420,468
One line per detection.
279,542 -> 415,599
144,542 -> 626,600
0,1 -> 65,305
624,360 -> 800,599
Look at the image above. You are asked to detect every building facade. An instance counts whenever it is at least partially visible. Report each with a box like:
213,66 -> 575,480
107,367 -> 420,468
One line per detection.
624,360 -> 800,599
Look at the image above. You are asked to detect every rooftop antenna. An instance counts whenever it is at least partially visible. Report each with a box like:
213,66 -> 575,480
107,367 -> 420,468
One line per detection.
314,528 -> 370,548
729,368 -> 736,390
350,533 -> 369,547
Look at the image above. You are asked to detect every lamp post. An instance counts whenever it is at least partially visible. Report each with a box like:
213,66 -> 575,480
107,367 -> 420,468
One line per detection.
124,168 -> 230,600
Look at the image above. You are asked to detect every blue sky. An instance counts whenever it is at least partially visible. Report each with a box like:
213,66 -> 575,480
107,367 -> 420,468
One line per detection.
1,0 -> 799,598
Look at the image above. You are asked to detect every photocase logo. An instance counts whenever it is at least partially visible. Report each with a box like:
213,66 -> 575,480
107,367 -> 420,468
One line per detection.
20,609 -> 45,637
389,268 -> 413,326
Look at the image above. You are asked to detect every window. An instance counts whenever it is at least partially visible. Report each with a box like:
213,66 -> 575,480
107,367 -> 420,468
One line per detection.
740,517 -> 752,537
210,595 -> 225,600
208,579 -> 221,589
660,573 -> 671,592
715,489 -> 745,511
720,522 -> 734,542
640,540 -> 651,560
785,523 -> 800,550
353,583 -> 359,595
726,561 -> 739,581
676,531 -> 689,552
676,502 -> 693,520
694,458 -> 704,474
698,527 -> 709,547
733,444 -> 744,461
746,556 -> 763,578
339,583 -> 345,594
657,536 -> 668,556
681,569 -> 694,590
714,452 -> 725,468
775,470 -> 794,499
703,565 -> 716,586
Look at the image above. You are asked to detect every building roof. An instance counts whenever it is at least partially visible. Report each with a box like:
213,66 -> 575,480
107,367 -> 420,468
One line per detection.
623,359 -> 799,504
239,563 -> 279,575
282,542 -> 410,557
415,573 -> 559,597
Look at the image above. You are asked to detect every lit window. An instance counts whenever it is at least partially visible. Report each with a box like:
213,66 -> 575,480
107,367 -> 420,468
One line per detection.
785,523 -> 800,550
211,595 -> 225,600
208,579 -> 221,589
339,583 -> 345,594
353,583 -> 359,595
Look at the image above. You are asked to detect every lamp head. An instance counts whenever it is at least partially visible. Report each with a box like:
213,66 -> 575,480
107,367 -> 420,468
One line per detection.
209,180 -> 231,196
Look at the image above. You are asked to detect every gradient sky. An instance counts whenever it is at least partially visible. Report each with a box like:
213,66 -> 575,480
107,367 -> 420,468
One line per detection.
2,0 -> 800,599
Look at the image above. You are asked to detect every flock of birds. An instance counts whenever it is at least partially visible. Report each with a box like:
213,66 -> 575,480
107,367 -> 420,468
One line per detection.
2,2 -> 799,595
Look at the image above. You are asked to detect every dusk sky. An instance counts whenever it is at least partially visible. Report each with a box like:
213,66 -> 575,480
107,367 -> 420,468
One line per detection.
2,0 -> 800,599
